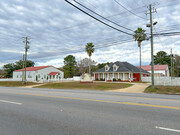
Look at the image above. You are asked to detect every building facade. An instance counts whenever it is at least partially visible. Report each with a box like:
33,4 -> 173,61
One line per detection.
94,61 -> 150,82
13,66 -> 64,82
137,65 -> 169,77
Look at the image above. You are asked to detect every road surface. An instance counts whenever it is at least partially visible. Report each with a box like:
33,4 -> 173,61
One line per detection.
0,87 -> 180,135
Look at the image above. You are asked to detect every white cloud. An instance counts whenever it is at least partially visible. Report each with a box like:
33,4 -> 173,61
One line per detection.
0,0 -> 180,68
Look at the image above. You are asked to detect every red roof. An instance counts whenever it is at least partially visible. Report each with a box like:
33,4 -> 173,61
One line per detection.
14,66 -> 52,72
137,65 -> 168,71
48,72 -> 59,75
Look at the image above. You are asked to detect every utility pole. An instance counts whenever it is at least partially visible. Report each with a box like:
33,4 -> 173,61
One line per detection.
172,49 -> 175,78
171,48 -> 173,79
23,37 -> 30,84
22,54 -> 25,82
139,43 -> 142,82
146,4 -> 157,88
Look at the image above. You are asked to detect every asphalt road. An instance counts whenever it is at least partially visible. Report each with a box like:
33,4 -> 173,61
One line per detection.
0,87 -> 180,135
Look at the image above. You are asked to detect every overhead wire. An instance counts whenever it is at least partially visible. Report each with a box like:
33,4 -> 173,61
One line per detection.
64,0 -> 134,36
113,0 -> 148,20
73,0 -> 134,32
78,0 -> 136,31
30,38 -> 135,60
153,32 -> 180,36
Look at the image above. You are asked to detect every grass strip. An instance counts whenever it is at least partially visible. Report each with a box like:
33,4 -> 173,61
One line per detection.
36,81 -> 133,91
145,85 -> 180,94
0,81 -> 39,87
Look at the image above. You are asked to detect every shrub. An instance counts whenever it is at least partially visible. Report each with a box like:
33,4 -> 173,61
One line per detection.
113,78 -> 116,81
118,79 -> 121,82
95,78 -> 99,81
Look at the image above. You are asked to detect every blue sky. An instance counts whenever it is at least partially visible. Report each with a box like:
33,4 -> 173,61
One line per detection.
0,0 -> 180,68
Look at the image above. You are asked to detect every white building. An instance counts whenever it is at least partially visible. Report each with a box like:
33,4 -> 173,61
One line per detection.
13,66 -> 64,82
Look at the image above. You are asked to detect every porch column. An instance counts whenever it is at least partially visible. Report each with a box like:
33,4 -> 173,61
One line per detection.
131,72 -> 133,81
129,72 -> 131,82
94,73 -> 95,80
103,73 -> 104,79
123,73 -> 125,80
98,73 -> 100,79
118,73 -> 119,79
107,73 -> 109,80
113,73 -> 114,79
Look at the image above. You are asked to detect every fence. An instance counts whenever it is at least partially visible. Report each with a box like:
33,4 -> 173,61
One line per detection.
0,78 -> 18,81
142,77 -> 180,86
0,76 -> 94,83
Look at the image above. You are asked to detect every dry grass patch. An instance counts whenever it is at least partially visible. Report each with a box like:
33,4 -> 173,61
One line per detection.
0,81 -> 39,87
145,85 -> 180,94
36,82 -> 133,91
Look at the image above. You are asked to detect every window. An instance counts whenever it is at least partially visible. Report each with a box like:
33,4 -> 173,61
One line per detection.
27,72 -> 32,78
38,74 -> 40,78
44,75 -> 46,78
17,75 -> 18,78
113,64 -> 119,71
105,65 -> 109,71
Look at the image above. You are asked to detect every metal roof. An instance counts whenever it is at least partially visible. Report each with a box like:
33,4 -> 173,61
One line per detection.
94,61 -> 149,74
137,65 -> 168,71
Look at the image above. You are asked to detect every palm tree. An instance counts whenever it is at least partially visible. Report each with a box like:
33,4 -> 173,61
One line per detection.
85,43 -> 95,75
133,27 -> 147,82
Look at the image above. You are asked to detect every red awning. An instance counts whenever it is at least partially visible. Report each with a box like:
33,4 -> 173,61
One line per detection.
48,72 -> 58,75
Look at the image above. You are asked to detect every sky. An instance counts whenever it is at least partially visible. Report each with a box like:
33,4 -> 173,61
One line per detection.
0,0 -> 180,68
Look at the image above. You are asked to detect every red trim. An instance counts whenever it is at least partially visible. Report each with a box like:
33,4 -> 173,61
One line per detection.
95,74 -> 98,79
121,80 -> 130,82
133,73 -> 140,82
137,65 -> 168,71
48,72 -> 59,75
14,66 -> 51,72
14,65 -> 64,72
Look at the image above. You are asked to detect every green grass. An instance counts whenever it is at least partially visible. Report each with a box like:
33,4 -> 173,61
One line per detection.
145,85 -> 180,94
36,82 -> 133,91
0,81 -> 39,87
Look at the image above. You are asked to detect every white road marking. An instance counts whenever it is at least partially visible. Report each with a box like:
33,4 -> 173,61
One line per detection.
0,100 -> 22,105
156,126 -> 180,133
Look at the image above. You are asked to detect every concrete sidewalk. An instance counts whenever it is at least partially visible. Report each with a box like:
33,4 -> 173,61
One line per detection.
20,83 -> 46,88
108,83 -> 151,93
21,81 -> 151,93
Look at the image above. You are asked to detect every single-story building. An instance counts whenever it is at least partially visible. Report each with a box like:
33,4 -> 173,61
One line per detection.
13,65 -> 64,82
94,61 -> 150,82
137,65 -> 169,77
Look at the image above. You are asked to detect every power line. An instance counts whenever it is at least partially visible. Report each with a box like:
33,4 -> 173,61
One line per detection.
156,0 -> 180,8
153,32 -> 180,36
64,0 -> 133,36
73,0 -> 134,31
113,0 -> 148,20
30,38 -> 134,60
